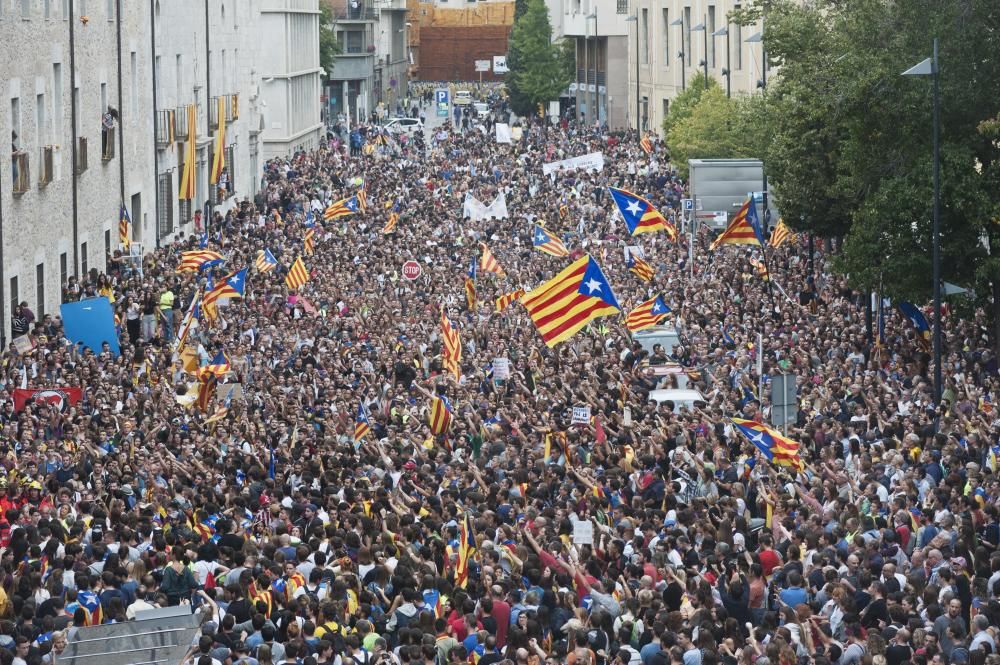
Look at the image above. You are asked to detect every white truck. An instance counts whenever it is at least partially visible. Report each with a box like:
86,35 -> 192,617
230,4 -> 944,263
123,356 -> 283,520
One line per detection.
687,158 -> 779,230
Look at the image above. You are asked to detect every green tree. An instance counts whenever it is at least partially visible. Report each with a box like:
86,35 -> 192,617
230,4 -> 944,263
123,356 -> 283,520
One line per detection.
666,87 -> 754,179
507,0 -> 572,114
319,3 -> 342,79
661,75 -> 717,137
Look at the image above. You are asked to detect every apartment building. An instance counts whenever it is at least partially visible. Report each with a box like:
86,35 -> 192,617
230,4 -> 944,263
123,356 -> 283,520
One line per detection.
625,0 -> 766,132
560,0 -> 630,128
0,0 -> 321,345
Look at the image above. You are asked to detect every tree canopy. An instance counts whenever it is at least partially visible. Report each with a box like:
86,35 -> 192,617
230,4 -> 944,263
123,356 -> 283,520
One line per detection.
506,0 -> 573,115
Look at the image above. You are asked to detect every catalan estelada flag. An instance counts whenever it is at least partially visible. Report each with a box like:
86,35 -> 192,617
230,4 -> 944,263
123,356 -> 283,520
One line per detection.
711,198 -> 764,249
533,225 -> 569,257
175,289 -> 202,351
464,277 -> 477,312
640,136 -> 653,154
731,418 -> 804,472
354,402 -> 371,443
625,295 -> 671,332
304,226 -> 315,256
440,307 -> 462,380
78,590 -> 103,626
521,255 -> 620,347
255,249 -> 278,273
177,250 -> 224,273
199,351 -> 231,381
383,211 -> 399,234
626,253 -> 655,282
210,96 -> 226,184
454,513 -> 476,589
495,289 -> 525,314
769,219 -> 794,247
428,395 -> 453,435
203,268 -> 247,306
195,376 -> 217,413
479,242 -> 505,275
323,196 -> 359,220
357,187 -> 368,212
285,256 -> 309,290
119,205 -> 131,251
608,187 -> 674,237
899,301 -> 931,349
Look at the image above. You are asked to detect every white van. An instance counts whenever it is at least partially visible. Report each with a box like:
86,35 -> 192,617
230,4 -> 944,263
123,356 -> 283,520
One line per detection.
454,90 -> 473,106
473,102 -> 490,118
632,326 -> 682,356
648,388 -> 707,413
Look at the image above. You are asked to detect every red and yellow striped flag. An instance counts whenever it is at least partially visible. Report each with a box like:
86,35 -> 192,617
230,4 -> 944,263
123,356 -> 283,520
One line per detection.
285,256 -> 309,290
495,289 -> 525,314
178,104 -> 197,200
210,96 -> 226,184
383,211 -> 399,234
304,226 -> 315,256
479,242 -> 505,275
440,307 -> 462,381
464,277 -> 477,312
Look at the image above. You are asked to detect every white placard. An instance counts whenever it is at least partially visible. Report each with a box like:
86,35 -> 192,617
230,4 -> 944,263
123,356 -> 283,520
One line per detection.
572,519 -> 593,545
625,245 -> 645,260
493,357 -> 510,380
463,193 -> 510,221
493,55 -> 509,73
475,59 -> 491,72
571,405 -> 591,425
542,152 -> 605,176
495,123 -> 512,144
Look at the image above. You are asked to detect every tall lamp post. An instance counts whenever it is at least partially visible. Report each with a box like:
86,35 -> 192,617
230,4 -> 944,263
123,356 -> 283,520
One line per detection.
625,15 -> 639,131
745,30 -> 766,87
902,38 -> 942,404
691,18 -> 707,85
712,25 -> 730,97
670,17 -> 684,91
586,11 -> 597,124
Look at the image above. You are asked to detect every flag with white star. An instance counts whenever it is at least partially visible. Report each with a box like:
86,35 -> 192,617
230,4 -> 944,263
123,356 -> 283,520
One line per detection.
521,255 -> 620,347
608,187 -> 676,238
625,295 -> 671,332
203,268 -> 247,306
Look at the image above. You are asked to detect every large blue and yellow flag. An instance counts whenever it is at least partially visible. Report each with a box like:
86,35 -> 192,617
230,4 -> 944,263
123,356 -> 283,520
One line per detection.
203,268 -> 247,305
323,196 -> 360,220
731,418 -> 804,472
711,199 -> 764,249
454,513 -> 476,589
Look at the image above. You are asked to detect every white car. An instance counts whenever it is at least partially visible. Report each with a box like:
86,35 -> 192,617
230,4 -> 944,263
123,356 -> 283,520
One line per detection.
384,117 -> 423,135
473,102 -> 490,118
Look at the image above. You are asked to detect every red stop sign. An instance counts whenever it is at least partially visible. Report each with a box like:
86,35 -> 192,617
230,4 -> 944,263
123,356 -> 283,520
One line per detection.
402,260 -> 422,280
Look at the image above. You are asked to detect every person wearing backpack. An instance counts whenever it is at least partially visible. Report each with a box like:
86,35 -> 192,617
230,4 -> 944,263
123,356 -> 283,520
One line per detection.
345,634 -> 372,665
161,546 -> 198,606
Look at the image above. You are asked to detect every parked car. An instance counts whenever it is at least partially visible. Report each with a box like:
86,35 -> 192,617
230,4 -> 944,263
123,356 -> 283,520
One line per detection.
473,102 -> 490,118
384,117 -> 424,135
454,90 -> 473,105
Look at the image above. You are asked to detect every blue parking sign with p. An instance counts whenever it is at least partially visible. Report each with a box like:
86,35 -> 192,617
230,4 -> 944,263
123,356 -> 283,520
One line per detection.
436,90 -> 448,104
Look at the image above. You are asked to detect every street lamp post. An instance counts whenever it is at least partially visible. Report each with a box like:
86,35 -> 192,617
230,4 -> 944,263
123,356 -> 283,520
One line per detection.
670,17 -> 684,91
586,11 -> 597,125
691,18 -> 707,85
712,26 -> 730,97
625,15 -> 639,131
745,30 -> 765,87
902,38 -> 942,404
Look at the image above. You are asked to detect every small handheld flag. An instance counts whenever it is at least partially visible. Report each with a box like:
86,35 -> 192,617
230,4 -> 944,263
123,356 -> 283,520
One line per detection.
323,196 -> 360,221
177,251 -> 224,273
625,295 -> 671,332
354,403 -> 372,443
119,205 -> 131,251
255,249 -> 278,273
608,187 -> 675,238
769,219 -> 794,247
495,289 -> 526,314
428,395 -> 453,435
898,301 -> 931,349
479,242 -> 505,275
440,307 -> 462,381
304,226 -> 315,256
711,199 -> 764,249
203,268 -> 247,306
626,253 -> 655,282
532,225 -> 569,257
731,418 -> 804,472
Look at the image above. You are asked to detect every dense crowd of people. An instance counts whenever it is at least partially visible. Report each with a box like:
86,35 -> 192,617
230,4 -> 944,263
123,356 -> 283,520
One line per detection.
0,104 -> 998,665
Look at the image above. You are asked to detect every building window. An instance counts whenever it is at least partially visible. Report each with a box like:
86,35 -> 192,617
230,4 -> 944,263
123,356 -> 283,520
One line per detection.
733,8 -> 742,70
60,252 -> 68,295
9,278 -> 18,329
640,9 -> 649,65
663,98 -> 669,120
158,172 -> 174,237
662,9 -> 669,67
64,0 -> 69,20
684,7 -> 691,66
35,264 -> 44,318
107,0 -> 113,20
708,6 -> 716,68
53,63 -> 63,140
104,229 -> 111,269
22,0 -> 31,19
641,96 -> 648,131
45,0 -> 52,19
130,51 -> 137,115
616,0 -> 626,14
81,242 -> 88,276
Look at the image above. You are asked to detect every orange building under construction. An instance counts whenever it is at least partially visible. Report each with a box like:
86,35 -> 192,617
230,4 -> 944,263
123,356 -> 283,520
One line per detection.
407,0 -> 514,82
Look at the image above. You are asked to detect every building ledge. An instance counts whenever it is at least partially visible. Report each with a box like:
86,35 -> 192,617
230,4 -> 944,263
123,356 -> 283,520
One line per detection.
263,123 -> 324,143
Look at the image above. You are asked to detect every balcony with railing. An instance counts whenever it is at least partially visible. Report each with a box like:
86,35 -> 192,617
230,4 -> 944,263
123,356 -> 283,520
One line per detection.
226,94 -> 239,122
155,109 -> 175,147
174,107 -> 190,141
12,151 -> 29,195
333,2 -> 377,21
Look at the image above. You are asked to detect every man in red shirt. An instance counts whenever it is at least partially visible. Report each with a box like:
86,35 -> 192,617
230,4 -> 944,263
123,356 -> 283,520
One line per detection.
489,585 -> 510,650
758,533 -> 782,578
